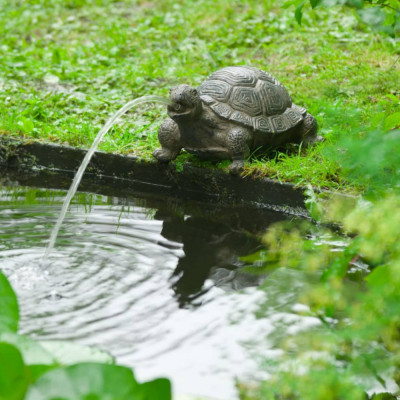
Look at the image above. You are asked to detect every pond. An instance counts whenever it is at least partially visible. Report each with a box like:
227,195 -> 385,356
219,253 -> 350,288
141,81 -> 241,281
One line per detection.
0,182 -> 337,399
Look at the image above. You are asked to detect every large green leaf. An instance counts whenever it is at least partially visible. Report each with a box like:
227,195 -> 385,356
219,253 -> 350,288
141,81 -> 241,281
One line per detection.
346,0 -> 364,8
357,7 -> 387,27
0,342 -> 29,400
138,378 -> 172,400
384,112 -> 400,131
27,364 -> 58,383
295,1 -> 306,24
39,340 -> 114,365
309,0 -> 323,8
0,332 -> 114,367
0,332 -> 56,366
0,271 -> 19,333
25,363 -> 170,400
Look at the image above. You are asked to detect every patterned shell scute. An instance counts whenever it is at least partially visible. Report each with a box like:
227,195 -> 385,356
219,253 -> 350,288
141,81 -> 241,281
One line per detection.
200,94 -> 215,105
229,111 -> 253,127
198,66 -> 302,134
291,104 -> 307,115
257,80 -> 291,115
210,103 -> 232,119
270,115 -> 288,133
285,109 -> 303,126
256,70 -> 281,85
199,80 -> 232,102
208,66 -> 257,87
230,86 -> 263,116
253,116 -> 273,133
252,108 -> 304,134
272,108 -> 304,134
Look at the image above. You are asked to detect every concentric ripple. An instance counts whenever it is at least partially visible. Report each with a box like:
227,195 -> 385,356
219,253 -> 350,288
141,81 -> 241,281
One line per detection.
0,187 -> 277,399
1,186 -> 354,399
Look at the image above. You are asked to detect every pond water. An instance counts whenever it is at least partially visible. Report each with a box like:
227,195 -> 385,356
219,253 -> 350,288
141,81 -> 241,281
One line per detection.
0,184 -> 331,399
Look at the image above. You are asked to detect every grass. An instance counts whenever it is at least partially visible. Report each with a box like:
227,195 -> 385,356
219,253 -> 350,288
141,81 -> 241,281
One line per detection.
0,0 -> 399,192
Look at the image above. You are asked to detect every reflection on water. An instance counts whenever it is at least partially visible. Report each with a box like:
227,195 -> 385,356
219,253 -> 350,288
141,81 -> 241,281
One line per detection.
159,213 -> 262,307
0,186 -> 315,399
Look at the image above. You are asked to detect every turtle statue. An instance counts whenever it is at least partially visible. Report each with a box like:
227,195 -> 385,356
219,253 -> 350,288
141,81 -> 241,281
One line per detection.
153,66 -> 319,174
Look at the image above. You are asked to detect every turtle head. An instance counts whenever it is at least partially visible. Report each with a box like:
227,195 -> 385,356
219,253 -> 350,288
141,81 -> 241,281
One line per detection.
167,84 -> 202,121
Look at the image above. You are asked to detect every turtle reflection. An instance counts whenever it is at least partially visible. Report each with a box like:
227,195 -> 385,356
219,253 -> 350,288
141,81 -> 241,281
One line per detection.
157,213 -> 263,307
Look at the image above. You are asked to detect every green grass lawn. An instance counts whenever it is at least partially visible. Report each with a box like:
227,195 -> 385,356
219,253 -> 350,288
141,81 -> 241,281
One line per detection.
1,0 -> 399,192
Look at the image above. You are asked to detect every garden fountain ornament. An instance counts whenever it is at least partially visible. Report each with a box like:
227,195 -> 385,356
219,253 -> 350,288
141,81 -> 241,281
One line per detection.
153,66 -> 319,174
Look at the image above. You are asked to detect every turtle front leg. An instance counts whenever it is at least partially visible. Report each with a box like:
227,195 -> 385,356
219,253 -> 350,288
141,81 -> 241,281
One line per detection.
227,127 -> 251,175
153,118 -> 182,162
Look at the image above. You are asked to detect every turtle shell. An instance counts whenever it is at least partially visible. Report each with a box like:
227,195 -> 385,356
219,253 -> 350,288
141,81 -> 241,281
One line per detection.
198,66 -> 305,134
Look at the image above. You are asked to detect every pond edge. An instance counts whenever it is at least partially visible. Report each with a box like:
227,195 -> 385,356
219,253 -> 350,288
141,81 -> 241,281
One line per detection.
0,136 -> 323,216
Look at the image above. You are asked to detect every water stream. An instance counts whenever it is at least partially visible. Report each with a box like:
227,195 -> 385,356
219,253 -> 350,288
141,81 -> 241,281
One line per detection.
44,95 -> 172,260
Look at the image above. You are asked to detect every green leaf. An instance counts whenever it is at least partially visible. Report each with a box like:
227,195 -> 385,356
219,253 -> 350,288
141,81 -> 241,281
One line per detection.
282,0 -> 301,9
320,0 -> 344,5
304,185 -> 324,221
17,117 -> 35,134
357,7 -> 387,27
370,393 -> 398,400
51,49 -> 61,64
0,342 -> 30,400
25,363 -> 141,400
240,250 -> 266,263
0,332 -> 56,366
295,1 -> 306,24
321,256 -> 350,281
395,14 -> 400,33
365,265 -> 389,288
39,340 -> 114,365
28,365 -> 58,383
138,378 -> 172,400
0,271 -> 19,334
384,112 -> 400,131
310,0 -> 322,8
346,0 -> 364,8
26,363 -> 172,400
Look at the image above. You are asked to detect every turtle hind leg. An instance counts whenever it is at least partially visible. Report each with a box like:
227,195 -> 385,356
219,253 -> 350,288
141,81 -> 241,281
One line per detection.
153,118 -> 182,162
227,126 -> 251,175
298,113 -> 323,146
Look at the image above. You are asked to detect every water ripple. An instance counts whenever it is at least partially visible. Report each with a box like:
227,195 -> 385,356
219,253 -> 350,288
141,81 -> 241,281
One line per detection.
0,187 -> 275,399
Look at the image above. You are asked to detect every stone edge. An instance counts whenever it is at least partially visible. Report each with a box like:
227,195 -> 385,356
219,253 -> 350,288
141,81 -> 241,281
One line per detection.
0,136 -> 309,215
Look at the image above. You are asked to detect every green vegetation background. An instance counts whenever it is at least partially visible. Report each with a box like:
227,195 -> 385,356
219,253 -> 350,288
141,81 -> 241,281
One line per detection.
1,1 -> 400,399
1,0 -> 399,191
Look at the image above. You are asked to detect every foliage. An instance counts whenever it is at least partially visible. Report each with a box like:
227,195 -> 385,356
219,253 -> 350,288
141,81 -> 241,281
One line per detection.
26,363 -> 171,400
324,125 -> 400,196
0,0 -> 399,398
239,115 -> 400,399
285,0 -> 400,36
0,343 -> 30,400
0,0 -> 398,191
0,270 -> 172,400
0,272 -> 19,333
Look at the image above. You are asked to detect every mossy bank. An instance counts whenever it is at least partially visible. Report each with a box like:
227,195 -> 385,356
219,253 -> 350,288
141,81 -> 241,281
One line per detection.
1,0 -> 399,193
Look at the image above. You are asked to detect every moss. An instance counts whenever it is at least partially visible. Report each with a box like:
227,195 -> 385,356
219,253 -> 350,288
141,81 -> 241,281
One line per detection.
0,0 -> 398,192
